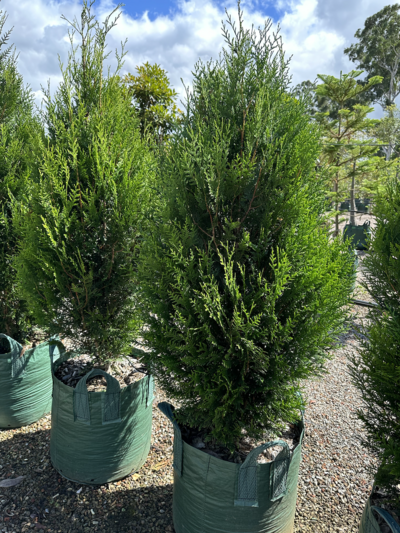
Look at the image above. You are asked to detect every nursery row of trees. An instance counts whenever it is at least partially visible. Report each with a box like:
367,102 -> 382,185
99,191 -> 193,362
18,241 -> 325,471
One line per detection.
0,0 -> 399,518
292,5 -> 400,238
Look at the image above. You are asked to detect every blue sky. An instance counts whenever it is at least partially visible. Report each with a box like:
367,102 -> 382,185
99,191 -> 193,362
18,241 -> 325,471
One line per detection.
0,0 -> 396,115
122,0 -> 282,22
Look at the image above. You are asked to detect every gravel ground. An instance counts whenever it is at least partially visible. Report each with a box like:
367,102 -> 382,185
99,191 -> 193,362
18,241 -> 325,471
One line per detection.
295,321 -> 374,532
0,256 -> 379,533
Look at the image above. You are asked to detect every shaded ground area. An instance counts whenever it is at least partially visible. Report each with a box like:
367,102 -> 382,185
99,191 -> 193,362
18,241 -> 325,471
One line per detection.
0,396 -> 175,533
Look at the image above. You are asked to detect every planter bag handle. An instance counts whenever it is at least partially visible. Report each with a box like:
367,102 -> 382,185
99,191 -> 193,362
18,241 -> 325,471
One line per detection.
48,336 -> 64,367
158,402 -> 183,477
371,506 -> 400,533
146,375 -> 155,407
235,440 -> 291,508
0,333 -> 25,379
74,369 -> 121,425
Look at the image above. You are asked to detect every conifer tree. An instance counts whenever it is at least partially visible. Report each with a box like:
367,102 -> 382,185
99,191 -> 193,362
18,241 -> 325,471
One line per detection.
0,6 -> 43,343
14,1 -> 155,365
350,178 -> 400,504
315,70 -> 383,234
138,6 -> 354,449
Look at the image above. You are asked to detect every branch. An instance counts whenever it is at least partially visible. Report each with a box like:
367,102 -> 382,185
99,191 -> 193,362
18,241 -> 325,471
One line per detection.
240,164 -> 264,224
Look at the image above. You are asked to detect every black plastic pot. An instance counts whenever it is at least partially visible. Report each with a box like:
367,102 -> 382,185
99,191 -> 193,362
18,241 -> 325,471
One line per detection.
159,402 -> 304,533
343,222 -> 371,251
340,201 -> 350,211
50,362 -> 154,484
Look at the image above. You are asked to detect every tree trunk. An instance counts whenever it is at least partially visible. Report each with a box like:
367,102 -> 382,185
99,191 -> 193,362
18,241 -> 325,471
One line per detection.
350,163 -> 356,226
334,177 -> 339,237
386,76 -> 395,160
334,100 -> 342,238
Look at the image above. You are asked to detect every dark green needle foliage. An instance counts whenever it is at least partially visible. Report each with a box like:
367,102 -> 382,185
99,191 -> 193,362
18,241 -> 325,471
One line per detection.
14,1 -> 155,365
0,5 -> 43,343
138,5 -> 354,449
350,178 -> 400,503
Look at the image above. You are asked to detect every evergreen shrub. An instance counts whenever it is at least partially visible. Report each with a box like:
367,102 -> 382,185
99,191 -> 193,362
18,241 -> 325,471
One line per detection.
350,177 -> 400,503
138,7 -> 354,449
14,1 -> 155,365
0,10 -> 43,343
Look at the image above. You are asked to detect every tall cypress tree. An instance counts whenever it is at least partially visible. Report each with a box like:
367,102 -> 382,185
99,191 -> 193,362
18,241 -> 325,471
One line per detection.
0,7 -> 43,343
350,178 -> 400,504
138,6 -> 354,449
14,1 -> 155,365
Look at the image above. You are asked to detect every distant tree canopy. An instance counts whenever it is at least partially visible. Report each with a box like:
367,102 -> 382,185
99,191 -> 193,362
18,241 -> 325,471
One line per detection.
123,62 -> 181,141
314,70 -> 384,233
293,76 -> 373,120
345,4 -> 400,109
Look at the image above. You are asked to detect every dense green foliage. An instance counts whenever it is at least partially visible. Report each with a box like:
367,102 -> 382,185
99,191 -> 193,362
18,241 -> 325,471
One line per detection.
14,1 -> 155,364
138,8 -> 354,449
350,179 -> 400,503
345,4 -> 400,108
123,62 -> 181,141
0,9 -> 43,343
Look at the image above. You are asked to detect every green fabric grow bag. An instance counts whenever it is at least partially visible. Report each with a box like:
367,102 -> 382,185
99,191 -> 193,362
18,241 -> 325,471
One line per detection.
50,363 -> 154,485
0,334 -> 64,429
355,201 -> 369,213
159,402 -> 304,533
343,222 -> 371,251
359,495 -> 400,532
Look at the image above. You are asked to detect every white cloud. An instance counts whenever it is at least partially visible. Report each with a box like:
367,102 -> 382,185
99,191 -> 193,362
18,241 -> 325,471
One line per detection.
0,0 -> 397,114
277,0 -> 347,83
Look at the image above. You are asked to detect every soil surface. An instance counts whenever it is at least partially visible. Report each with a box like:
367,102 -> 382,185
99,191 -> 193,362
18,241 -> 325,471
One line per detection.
181,422 -> 300,464
54,356 -> 147,391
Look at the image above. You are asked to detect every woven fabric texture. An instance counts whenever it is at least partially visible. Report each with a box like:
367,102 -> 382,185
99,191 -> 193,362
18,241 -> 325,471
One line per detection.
0,334 -> 64,429
159,401 -> 304,533
50,357 -> 153,485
